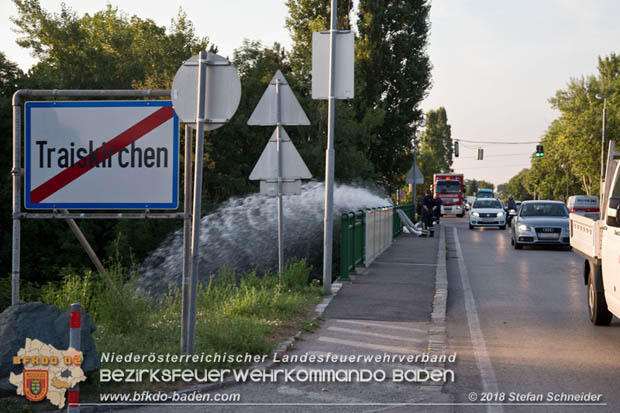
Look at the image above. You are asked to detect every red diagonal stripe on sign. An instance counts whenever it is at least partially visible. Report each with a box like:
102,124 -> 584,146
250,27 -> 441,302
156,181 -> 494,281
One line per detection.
31,106 -> 174,204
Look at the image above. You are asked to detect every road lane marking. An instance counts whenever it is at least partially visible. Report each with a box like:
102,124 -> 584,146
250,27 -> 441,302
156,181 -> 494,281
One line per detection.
318,336 -> 421,353
452,226 -> 503,413
334,319 -> 427,333
326,326 -> 423,343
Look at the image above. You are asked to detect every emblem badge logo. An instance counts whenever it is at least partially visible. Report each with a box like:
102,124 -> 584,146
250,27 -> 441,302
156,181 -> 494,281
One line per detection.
23,370 -> 48,402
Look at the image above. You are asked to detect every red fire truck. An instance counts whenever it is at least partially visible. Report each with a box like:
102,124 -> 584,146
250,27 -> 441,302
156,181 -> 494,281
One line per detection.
433,173 -> 465,217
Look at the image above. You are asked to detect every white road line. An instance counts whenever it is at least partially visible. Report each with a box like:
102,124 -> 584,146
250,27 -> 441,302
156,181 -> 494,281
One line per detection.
334,319 -> 427,333
452,226 -> 503,413
326,326 -> 424,343
318,336 -> 420,353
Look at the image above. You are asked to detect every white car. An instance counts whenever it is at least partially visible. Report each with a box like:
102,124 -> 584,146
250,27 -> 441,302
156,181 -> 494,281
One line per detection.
469,198 -> 506,230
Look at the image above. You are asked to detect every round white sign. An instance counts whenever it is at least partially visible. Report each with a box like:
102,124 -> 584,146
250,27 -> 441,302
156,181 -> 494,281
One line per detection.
171,52 -> 241,130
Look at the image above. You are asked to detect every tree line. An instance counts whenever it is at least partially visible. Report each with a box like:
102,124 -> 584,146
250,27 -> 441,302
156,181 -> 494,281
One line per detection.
1,0 -> 433,285
500,54 -> 619,200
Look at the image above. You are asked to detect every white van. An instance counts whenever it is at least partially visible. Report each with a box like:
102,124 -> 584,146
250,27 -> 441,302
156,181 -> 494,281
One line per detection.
567,195 -> 599,219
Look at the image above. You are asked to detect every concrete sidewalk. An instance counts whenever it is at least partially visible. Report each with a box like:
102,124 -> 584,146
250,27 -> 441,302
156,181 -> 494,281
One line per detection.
117,226 -> 451,412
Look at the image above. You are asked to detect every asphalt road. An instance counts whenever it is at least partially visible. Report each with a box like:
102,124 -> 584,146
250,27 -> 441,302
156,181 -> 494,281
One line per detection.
443,216 -> 620,412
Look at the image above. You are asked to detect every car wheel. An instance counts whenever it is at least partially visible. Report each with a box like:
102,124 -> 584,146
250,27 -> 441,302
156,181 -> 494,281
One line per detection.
457,213 -> 464,218
469,224 -> 474,229
514,240 -> 522,249
500,225 -> 506,230
588,273 -> 612,325
511,237 -> 514,245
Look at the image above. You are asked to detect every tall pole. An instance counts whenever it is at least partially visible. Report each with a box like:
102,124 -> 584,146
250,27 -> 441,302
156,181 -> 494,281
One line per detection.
181,123 -> 193,353
601,97 -> 607,186
276,79 -> 284,277
11,96 -> 22,306
565,165 -> 569,201
187,51 -> 208,354
413,138 -> 417,215
322,0 -> 338,295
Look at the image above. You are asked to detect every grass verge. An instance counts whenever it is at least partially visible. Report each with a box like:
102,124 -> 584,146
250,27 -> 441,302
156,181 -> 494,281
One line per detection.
0,259 -> 323,411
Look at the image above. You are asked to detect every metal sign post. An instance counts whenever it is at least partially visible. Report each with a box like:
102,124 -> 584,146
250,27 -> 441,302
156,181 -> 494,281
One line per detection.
171,51 -> 241,354
248,70 -> 312,276
312,1 -> 354,295
186,51 -> 207,355
323,0 -> 338,294
275,79 -> 284,275
181,123 -> 193,353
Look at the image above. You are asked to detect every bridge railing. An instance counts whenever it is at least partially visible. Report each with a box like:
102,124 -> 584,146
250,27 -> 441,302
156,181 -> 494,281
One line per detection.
339,204 -> 414,280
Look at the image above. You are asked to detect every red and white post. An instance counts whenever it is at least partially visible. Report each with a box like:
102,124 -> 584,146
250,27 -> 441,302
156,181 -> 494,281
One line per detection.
67,302 -> 81,413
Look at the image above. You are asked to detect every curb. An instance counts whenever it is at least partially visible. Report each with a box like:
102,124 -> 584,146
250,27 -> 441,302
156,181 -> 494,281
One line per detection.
422,224 -> 448,391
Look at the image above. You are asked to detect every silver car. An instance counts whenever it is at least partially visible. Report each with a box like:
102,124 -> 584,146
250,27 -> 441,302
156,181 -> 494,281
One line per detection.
511,200 -> 570,249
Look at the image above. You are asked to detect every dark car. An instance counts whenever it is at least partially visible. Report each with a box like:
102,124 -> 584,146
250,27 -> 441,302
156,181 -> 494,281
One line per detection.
511,201 -> 570,249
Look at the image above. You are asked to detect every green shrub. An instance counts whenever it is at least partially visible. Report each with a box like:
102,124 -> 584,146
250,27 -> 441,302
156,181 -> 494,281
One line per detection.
40,269 -> 99,314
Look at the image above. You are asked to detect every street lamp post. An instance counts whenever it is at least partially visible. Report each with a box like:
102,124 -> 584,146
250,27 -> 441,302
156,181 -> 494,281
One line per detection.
411,136 -> 417,210
561,162 -> 569,201
595,93 -> 607,188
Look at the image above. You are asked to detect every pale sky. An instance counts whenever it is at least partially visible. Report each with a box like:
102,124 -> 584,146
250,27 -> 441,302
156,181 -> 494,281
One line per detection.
2,0 -> 619,186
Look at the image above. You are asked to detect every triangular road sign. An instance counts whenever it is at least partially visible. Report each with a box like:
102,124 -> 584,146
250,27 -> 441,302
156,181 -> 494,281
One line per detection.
249,127 -> 312,180
247,71 -> 310,126
406,163 -> 424,184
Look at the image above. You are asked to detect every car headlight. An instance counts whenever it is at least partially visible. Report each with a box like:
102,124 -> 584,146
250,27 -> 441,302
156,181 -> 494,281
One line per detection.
472,212 -> 479,217
497,212 -> 504,217
518,223 -> 531,232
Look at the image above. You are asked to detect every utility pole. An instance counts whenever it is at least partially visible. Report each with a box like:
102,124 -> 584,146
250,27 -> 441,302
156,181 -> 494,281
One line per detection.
321,0 -> 338,295
412,137 -> 418,209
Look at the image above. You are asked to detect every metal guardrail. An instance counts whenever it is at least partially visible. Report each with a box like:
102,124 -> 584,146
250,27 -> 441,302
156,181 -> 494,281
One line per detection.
339,204 -> 414,280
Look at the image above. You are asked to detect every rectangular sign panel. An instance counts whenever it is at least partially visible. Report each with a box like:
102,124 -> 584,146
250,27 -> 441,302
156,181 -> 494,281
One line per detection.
312,31 -> 355,99
25,101 -> 179,209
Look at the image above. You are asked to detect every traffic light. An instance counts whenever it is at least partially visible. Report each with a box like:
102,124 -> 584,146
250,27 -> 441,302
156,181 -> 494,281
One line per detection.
476,148 -> 484,160
454,141 -> 459,157
536,145 -> 544,157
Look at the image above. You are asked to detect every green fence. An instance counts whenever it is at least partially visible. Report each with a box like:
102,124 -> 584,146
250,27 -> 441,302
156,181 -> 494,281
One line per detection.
340,204 -> 414,280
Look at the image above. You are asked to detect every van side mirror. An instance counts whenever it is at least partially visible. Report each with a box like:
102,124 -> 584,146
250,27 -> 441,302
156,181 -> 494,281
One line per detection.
607,198 -> 620,227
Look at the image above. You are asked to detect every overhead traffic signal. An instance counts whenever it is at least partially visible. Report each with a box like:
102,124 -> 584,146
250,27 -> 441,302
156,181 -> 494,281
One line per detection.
536,145 -> 544,157
476,148 -> 484,160
454,141 -> 459,157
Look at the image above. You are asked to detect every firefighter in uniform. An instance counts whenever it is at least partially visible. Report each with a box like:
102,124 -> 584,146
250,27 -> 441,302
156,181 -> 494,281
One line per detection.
421,189 -> 436,237
433,195 -> 443,224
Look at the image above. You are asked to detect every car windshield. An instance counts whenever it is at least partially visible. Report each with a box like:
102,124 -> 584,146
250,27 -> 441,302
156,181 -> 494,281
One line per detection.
477,191 -> 493,198
520,203 -> 569,217
435,180 -> 460,193
473,200 -> 501,209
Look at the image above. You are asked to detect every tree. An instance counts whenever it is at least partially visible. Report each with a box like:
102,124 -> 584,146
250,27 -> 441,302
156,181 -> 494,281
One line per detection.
465,179 -> 479,196
11,0 -> 209,90
501,169 -> 533,201
503,53 -> 619,199
419,107 -> 453,174
357,0 -> 432,183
